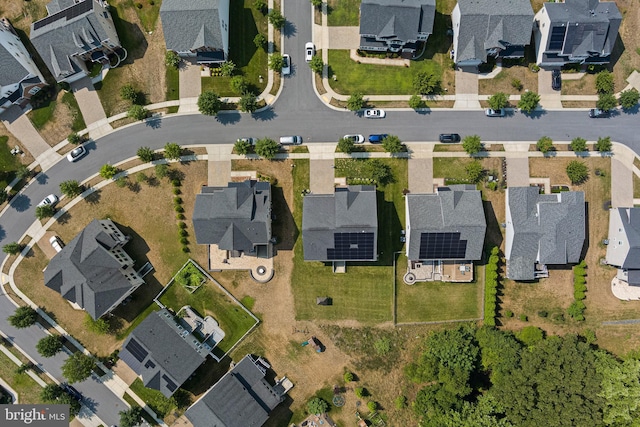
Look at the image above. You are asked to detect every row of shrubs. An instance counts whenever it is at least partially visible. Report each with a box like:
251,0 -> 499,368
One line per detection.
173,179 -> 189,253
484,246 -> 500,326
568,261 -> 588,321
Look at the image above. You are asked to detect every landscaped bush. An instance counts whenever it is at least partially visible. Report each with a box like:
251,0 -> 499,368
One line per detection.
174,197 -> 183,205
519,314 -> 528,322
180,237 -> 188,245
344,371 -> 354,382
172,187 -> 181,195
367,401 -> 378,412
175,263 -> 205,289
537,310 -> 548,318
178,221 -> 187,229
484,247 -> 500,326
178,229 -> 188,237
568,261 -> 587,321
175,205 -> 184,213
504,309 -> 514,318
176,213 -> 185,220
395,395 -> 407,409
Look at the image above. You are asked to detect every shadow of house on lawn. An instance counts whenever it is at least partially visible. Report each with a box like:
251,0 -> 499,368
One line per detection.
110,6 -> 148,64
181,355 -> 231,396
109,223 -> 160,324
483,200 -> 503,251
272,185 -> 298,252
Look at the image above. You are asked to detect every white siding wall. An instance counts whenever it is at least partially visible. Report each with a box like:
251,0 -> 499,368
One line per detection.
218,0 -> 230,59
451,4 -> 461,64
534,7 -> 550,65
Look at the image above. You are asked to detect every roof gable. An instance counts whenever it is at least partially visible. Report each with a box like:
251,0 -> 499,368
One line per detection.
360,0 -> 435,41
160,0 -> 224,53
43,219 -> 137,319
406,186 -> 486,260
455,0 -> 533,63
119,309 -> 207,397
506,187 -> 585,280
302,186 -> 378,261
192,180 -> 271,252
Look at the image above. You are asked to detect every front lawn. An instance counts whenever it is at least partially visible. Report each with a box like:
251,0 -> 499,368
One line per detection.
157,263 -> 258,354
201,0 -> 268,96
290,159 -> 408,323
0,350 -> 44,404
327,50 -> 444,95
327,0 -> 361,26
0,135 -> 20,188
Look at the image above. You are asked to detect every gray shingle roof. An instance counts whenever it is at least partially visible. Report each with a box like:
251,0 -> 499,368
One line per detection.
119,309 -> 206,397
302,186 -> 378,261
406,185 -> 486,261
30,0 -> 120,81
542,0 -> 621,59
505,187 -> 585,281
0,20 -> 33,88
360,0 -> 435,43
192,180 -> 271,253
43,219 -> 139,319
455,0 -> 533,64
160,0 -> 225,55
606,208 -> 640,274
185,354 -> 283,427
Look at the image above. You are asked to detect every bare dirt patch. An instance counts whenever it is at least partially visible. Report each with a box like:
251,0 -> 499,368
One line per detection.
28,91 -> 76,147
612,0 -> 640,92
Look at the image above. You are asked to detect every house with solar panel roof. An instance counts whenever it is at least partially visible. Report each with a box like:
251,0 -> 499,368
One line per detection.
119,307 -> 225,397
29,0 -> 122,83
403,185 -> 486,284
302,186 -> 378,271
533,0 -> 621,67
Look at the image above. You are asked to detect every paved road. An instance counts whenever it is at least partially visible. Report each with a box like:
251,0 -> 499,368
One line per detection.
1,2 -> 640,424
0,291 -> 125,426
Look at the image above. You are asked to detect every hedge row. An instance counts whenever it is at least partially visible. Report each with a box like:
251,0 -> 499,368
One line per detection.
568,261 -> 587,321
484,246 -> 500,326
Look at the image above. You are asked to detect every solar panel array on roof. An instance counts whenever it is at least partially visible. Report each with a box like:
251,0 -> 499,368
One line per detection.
327,232 -> 374,260
125,338 -> 148,363
548,26 -> 566,50
162,374 -> 177,392
33,0 -> 93,31
419,232 -> 468,259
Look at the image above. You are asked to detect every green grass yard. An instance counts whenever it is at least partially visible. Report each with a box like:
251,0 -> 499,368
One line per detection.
124,0 -> 161,32
395,254 -> 482,323
201,0 -> 267,96
290,159 -> 407,323
328,50 -> 444,95
327,0 -> 361,26
157,266 -> 258,354
0,350 -> 43,404
166,66 -> 179,102
0,136 -> 20,188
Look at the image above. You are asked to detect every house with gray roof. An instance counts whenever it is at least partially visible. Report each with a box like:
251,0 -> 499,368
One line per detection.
119,309 -> 208,398
505,187 -> 585,281
606,208 -> 640,286
359,0 -> 435,57
184,354 -> 292,427
533,0 -> 621,67
302,186 -> 378,264
192,180 -> 272,260
451,0 -> 534,68
30,0 -> 121,83
406,186 -> 486,261
160,0 -> 229,64
0,18 -> 47,115
43,219 -> 144,319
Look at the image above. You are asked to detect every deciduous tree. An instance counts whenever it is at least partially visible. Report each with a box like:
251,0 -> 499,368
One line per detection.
462,135 -> 483,155
36,335 -> 64,357
413,71 -> 440,95
62,352 -> 96,384
198,91 -> 222,116
518,91 -> 540,113
536,136 -> 554,153
382,135 -> 403,153
488,92 -> 508,110
566,160 -> 589,184
347,92 -> 365,111
60,180 -> 83,198
570,137 -> 587,152
8,306 -> 37,328
255,138 -> 280,160
619,88 -> 640,110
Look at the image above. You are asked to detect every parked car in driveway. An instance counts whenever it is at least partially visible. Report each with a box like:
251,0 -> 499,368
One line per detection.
37,194 -> 59,208
589,108 -> 610,118
305,42 -> 315,62
282,54 -> 291,75
368,134 -> 388,143
485,108 -> 505,117
439,133 -> 461,143
552,69 -> 561,91
66,145 -> 87,162
364,109 -> 386,119
49,236 -> 64,253
343,134 -> 365,144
